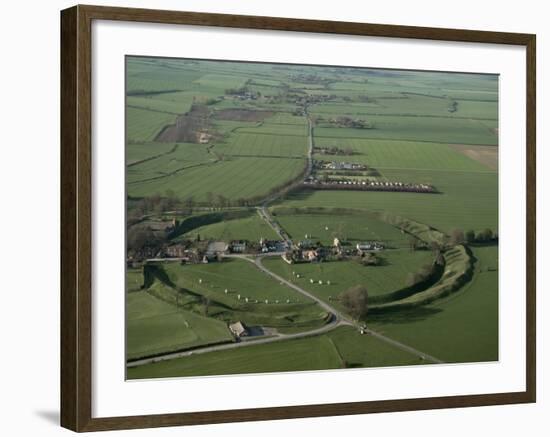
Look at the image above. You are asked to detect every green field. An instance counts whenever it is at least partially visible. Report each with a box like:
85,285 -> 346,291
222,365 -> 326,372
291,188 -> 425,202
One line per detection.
150,259 -> 330,331
314,138 -> 492,172
272,209 -> 415,247
182,212 -> 279,242
127,325 -> 424,379
263,250 -> 433,315
368,246 -> 498,363
126,288 -> 234,360
277,170 -> 498,234
314,116 -> 497,145
128,156 -> 306,201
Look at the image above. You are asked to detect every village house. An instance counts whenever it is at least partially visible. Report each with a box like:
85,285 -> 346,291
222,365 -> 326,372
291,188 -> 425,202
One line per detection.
302,249 -> 318,262
164,243 -> 188,258
356,242 -> 384,254
229,321 -> 248,338
298,239 -> 316,249
230,240 -> 247,253
204,241 -> 228,261
197,132 -> 211,144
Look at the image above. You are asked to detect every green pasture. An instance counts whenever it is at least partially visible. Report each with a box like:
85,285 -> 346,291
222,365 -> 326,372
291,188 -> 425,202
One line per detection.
235,122 -> 308,137
126,107 -> 177,143
127,156 -> 306,201
126,142 -> 176,165
153,260 -> 329,330
182,211 -> 279,242
128,335 -> 343,378
127,324 -> 425,379
279,168 -> 498,234
126,288 -> 234,360
271,209 -> 408,246
368,245 -> 499,363
313,138 -> 490,172
126,268 -> 144,292
314,115 -> 497,145
262,249 -> 433,311
217,131 -> 307,158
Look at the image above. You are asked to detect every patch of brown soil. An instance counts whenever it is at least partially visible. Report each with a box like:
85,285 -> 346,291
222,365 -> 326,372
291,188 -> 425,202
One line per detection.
214,108 -> 274,122
450,144 -> 498,171
156,104 -> 210,143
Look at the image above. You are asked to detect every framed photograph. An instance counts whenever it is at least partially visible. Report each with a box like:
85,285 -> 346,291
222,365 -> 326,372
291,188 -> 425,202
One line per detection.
60,4 -> 536,432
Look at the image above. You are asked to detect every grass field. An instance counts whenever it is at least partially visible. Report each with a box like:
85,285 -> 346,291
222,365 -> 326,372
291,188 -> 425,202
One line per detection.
368,245 -> 498,363
127,325 -> 424,379
157,259 -> 330,330
182,212 -> 279,242
313,138 -> 493,172
126,107 -> 177,143
263,249 -> 433,315
126,288 -> 234,360
128,156 -> 306,201
217,131 -> 308,158
272,209 -> 421,247
278,170 -> 498,234
314,116 -> 497,145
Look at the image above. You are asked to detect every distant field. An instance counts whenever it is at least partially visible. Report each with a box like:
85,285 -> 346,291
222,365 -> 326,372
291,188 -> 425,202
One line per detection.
314,138 -> 490,172
279,168 -> 498,234
311,95 -> 497,119
368,245 -> 499,363
314,116 -> 497,145
235,122 -> 308,137
126,142 -> 176,165
128,156 -> 306,201
217,131 -> 308,158
126,107 -> 177,143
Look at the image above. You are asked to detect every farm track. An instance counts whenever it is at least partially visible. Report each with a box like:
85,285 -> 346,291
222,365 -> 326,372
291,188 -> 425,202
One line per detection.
127,143 -> 179,168
127,160 -> 217,185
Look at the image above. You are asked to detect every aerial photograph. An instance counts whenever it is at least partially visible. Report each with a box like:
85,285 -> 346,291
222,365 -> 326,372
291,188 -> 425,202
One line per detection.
125,56 -> 499,380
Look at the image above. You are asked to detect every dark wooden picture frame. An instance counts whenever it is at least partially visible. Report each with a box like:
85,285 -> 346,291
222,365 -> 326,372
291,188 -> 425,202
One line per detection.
60,4 -> 536,432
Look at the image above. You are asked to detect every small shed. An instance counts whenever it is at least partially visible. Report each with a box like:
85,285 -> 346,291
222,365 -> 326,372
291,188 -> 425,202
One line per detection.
229,321 -> 248,338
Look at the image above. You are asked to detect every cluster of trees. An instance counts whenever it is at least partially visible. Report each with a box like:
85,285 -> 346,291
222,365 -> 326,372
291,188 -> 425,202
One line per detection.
224,86 -> 250,95
127,225 -> 165,253
128,191 -> 181,221
331,116 -> 373,129
314,146 -> 355,156
452,228 -> 497,244
339,285 -> 369,320
359,252 -> 383,267
447,100 -> 458,113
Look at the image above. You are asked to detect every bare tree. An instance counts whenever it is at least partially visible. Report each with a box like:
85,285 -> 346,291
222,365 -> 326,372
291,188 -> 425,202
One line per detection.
450,228 -> 465,245
340,285 -> 369,320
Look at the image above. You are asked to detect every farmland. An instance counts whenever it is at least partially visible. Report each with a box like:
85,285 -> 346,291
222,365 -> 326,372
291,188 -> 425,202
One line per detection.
125,56 -> 499,379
